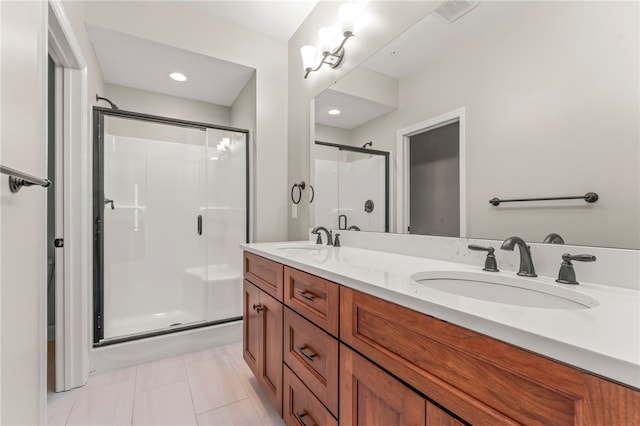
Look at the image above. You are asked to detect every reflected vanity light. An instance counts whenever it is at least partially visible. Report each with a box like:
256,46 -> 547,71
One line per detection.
216,137 -> 231,158
301,2 -> 361,79
169,72 -> 187,82
328,109 -> 341,115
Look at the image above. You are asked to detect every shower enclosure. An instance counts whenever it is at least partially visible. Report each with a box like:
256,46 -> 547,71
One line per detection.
313,141 -> 389,232
93,108 -> 249,346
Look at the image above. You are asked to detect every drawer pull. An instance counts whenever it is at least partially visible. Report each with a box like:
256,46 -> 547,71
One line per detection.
295,411 -> 313,426
252,303 -> 264,313
297,345 -> 317,361
297,290 -> 316,302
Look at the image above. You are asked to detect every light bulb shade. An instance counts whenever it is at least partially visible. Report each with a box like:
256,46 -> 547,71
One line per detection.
318,26 -> 338,53
301,45 -> 317,70
339,3 -> 357,34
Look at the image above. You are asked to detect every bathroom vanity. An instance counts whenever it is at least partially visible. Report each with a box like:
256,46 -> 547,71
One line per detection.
241,243 -> 640,425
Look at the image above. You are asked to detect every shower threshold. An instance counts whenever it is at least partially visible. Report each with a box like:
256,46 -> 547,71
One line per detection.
94,316 -> 242,347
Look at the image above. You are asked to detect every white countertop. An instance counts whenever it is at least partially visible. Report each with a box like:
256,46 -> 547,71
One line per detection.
242,241 -> 640,389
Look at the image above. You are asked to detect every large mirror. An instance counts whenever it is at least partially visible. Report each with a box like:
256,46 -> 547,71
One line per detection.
311,1 -> 639,249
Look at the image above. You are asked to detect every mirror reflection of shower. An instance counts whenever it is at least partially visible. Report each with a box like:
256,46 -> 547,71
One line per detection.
313,141 -> 389,233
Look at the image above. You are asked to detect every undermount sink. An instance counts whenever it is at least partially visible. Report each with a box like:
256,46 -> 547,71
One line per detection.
411,270 -> 598,309
275,244 -> 328,253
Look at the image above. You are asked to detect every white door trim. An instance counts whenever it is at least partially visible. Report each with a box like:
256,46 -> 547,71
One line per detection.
48,0 -> 90,391
396,108 -> 467,236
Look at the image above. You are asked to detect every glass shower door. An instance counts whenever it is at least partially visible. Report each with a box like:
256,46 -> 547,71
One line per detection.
96,114 -> 209,342
202,128 -> 248,322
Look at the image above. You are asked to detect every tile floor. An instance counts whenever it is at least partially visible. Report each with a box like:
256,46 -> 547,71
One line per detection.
47,341 -> 285,426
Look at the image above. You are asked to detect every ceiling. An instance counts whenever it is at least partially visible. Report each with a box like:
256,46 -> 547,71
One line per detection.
315,1 -> 531,129
87,1 -> 531,125
87,1 -> 318,106
315,88 -> 396,130
178,1 -> 319,42
87,24 -> 256,106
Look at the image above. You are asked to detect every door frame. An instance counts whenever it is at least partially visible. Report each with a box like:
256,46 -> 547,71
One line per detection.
48,0 -> 90,391
396,108 -> 467,235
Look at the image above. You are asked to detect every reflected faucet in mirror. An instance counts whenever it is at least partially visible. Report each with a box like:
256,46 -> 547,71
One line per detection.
543,233 -> 565,244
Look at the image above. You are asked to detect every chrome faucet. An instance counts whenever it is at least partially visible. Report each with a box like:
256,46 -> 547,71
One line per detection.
500,236 -> 537,277
312,226 -> 333,246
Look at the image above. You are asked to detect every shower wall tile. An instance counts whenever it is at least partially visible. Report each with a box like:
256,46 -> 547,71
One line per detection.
135,355 -> 187,393
132,380 -> 197,426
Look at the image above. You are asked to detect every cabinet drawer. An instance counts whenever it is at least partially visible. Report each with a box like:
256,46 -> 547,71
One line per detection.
244,251 -> 284,301
283,307 -> 338,416
283,266 -> 339,336
340,287 -> 640,426
284,365 -> 337,426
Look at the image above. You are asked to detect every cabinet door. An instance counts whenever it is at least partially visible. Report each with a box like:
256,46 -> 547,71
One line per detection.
340,344 -> 426,426
243,279 -> 260,377
259,290 -> 283,416
426,402 -> 465,426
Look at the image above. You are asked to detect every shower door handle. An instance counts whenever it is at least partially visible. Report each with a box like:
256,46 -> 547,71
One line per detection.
197,215 -> 203,236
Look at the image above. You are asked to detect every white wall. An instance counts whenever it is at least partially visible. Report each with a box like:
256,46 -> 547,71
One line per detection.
287,1 -> 442,240
61,0 -> 105,103
333,67 -> 398,110
231,72 -> 257,132
84,1 -> 288,242
0,1 -> 47,423
315,124 -> 351,146
105,83 -> 231,125
348,1 -> 639,249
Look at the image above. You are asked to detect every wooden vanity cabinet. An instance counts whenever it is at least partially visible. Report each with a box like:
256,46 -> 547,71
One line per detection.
242,252 -> 284,416
244,251 -> 284,300
341,343 -> 427,425
283,307 -> 339,416
282,266 -> 340,425
283,365 -> 338,426
242,252 -> 640,425
340,286 -> 640,425
340,344 -> 465,426
284,266 -> 339,337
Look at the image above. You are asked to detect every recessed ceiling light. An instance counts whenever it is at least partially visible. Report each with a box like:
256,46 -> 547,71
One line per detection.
169,72 -> 187,82
328,109 -> 341,115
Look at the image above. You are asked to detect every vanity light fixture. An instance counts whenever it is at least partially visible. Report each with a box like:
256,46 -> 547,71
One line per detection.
328,109 -> 341,115
169,72 -> 187,82
301,2 -> 360,79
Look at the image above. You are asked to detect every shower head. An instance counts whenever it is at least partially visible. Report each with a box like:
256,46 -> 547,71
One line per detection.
96,94 -> 119,110
362,141 -> 373,148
